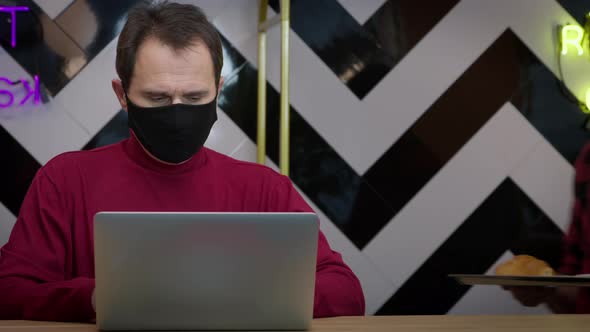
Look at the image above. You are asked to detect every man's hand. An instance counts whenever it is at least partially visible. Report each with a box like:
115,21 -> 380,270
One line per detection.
502,286 -> 578,313
502,286 -> 554,307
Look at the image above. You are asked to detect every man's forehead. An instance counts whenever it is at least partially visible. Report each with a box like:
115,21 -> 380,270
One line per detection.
138,79 -> 210,94
133,37 -> 215,79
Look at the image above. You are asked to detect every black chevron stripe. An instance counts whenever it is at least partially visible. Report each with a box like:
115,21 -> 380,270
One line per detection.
269,0 -> 460,98
82,110 -> 129,151
558,0 -> 590,24
376,178 -> 564,315
0,125 -> 40,217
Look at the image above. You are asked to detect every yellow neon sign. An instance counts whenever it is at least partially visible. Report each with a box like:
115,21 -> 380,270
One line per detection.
558,18 -> 590,115
561,25 -> 585,55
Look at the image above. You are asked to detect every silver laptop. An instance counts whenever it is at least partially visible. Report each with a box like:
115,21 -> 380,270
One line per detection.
94,212 -> 319,331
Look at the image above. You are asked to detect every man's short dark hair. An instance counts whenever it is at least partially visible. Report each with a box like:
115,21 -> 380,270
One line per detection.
116,1 -> 223,92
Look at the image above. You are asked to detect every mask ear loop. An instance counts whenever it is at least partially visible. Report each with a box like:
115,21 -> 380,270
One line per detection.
124,91 -> 131,105
124,91 -> 142,110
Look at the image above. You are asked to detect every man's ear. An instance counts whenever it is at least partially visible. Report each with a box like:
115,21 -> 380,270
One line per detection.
112,79 -> 128,111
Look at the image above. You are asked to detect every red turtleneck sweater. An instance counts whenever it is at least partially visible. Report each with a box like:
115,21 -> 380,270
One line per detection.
0,134 -> 365,321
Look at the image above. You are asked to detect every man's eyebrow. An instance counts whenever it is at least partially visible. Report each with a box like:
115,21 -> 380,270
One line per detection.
183,90 -> 209,96
138,89 -> 212,101
141,89 -> 171,96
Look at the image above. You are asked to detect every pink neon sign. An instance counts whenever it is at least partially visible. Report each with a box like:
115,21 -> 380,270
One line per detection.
0,76 -> 41,108
0,6 -> 40,108
0,6 -> 29,48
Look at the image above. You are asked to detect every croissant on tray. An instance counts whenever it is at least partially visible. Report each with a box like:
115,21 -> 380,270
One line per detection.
495,255 -> 555,276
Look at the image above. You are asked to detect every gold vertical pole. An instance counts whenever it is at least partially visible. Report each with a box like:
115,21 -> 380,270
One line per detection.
257,0 -> 268,165
279,0 -> 290,176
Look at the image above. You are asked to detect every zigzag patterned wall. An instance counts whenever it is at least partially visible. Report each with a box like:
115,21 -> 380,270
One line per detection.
1,0 -> 589,315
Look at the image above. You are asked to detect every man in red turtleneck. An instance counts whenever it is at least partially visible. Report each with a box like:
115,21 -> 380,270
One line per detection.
0,2 -> 364,322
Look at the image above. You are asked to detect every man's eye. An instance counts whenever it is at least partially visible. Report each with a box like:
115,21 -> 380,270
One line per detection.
151,96 -> 167,102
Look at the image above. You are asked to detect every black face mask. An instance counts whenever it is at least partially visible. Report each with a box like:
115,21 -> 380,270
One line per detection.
126,95 -> 217,164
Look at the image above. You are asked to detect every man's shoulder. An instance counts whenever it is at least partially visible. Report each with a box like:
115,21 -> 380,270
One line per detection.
205,148 -> 288,184
575,143 -> 590,183
578,143 -> 590,166
41,140 -> 125,176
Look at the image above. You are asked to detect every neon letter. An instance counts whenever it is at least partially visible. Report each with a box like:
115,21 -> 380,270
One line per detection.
20,75 -> 41,106
561,25 -> 584,55
0,6 -> 29,48
0,77 -> 15,108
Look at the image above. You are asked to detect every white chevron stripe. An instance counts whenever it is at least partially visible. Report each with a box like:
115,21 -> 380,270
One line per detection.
204,108 -> 250,156
510,139 -> 575,232
211,0 -> 259,48
337,0 -> 388,24
53,37 -> 120,145
363,103 -> 545,310
176,0 -> 237,22
33,0 -> 73,19
0,202 -> 17,248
